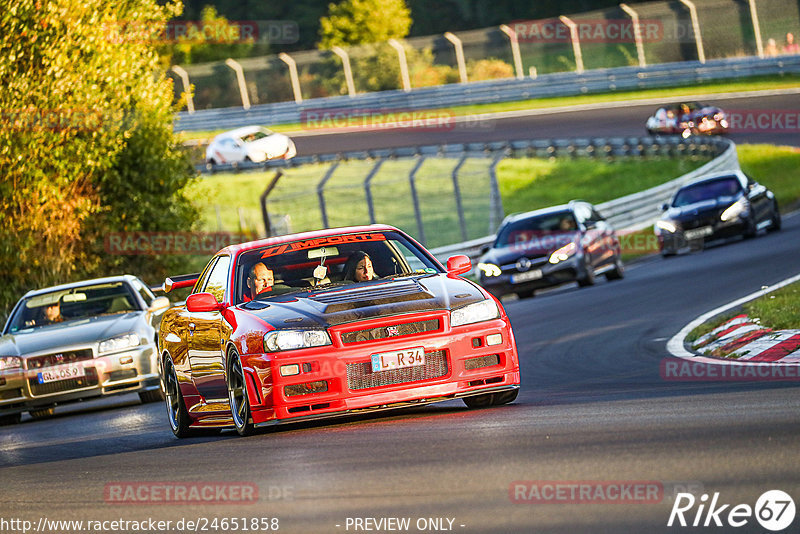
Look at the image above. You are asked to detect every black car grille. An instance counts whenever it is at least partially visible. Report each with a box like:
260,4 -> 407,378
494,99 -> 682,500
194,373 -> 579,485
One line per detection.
500,257 -> 548,274
26,349 -> 93,369
346,350 -> 448,390
677,208 -> 724,231
29,367 -> 99,396
341,319 -> 440,344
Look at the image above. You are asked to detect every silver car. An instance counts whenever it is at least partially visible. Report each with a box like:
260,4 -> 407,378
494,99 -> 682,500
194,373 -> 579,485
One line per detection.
0,275 -> 170,424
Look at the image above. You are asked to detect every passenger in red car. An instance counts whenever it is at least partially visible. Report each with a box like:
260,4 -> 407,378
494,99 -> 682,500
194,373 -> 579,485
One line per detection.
245,262 -> 275,300
343,251 -> 376,282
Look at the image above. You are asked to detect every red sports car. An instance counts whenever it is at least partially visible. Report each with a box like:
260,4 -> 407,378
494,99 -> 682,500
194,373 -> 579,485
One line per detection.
158,225 -> 520,437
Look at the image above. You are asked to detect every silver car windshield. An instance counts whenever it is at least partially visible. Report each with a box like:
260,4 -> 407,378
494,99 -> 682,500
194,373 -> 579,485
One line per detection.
7,282 -> 141,333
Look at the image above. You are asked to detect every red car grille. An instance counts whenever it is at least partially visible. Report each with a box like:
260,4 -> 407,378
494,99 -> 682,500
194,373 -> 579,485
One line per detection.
341,319 -> 440,344
26,349 -> 93,369
464,354 -> 500,370
29,368 -> 99,396
346,350 -> 448,390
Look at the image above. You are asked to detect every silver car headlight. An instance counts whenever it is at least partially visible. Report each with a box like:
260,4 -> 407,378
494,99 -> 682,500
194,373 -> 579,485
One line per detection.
0,356 -> 22,371
451,300 -> 500,327
721,198 -> 749,222
98,333 -> 141,354
264,330 -> 331,352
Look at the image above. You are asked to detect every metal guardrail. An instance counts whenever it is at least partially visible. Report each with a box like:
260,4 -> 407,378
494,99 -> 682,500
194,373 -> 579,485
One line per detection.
427,136 -> 738,263
175,55 -> 800,132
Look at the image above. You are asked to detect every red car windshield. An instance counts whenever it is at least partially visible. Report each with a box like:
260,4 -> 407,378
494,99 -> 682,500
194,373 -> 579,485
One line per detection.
234,231 -> 441,303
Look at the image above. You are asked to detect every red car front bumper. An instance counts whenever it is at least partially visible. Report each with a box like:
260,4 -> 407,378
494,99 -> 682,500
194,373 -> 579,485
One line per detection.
241,310 -> 520,426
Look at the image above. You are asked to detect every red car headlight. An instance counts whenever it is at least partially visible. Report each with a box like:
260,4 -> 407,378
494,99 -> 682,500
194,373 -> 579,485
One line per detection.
264,330 -> 332,352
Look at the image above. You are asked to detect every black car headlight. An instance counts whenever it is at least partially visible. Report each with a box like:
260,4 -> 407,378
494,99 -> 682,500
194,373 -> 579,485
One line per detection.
548,242 -> 577,264
656,220 -> 677,234
264,330 -> 331,352
720,198 -> 749,222
451,300 -> 500,327
477,262 -> 501,277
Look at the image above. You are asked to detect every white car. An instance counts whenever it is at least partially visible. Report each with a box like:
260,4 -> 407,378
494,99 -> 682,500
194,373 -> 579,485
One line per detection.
205,126 -> 296,166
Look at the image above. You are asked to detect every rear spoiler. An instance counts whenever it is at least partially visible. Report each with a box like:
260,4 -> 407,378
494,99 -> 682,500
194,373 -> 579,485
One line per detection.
162,273 -> 201,293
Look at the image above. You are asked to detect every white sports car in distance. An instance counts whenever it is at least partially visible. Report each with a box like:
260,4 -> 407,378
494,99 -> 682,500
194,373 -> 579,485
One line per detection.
205,126 -> 297,166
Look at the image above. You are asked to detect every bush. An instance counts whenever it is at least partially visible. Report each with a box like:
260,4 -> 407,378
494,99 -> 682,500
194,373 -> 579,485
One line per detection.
0,0 -> 198,320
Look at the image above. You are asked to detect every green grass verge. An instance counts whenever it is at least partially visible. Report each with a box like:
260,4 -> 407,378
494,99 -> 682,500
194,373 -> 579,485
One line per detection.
686,312 -> 740,343
177,74 -> 800,141
738,144 -> 800,212
496,157 -> 708,214
743,281 -> 800,331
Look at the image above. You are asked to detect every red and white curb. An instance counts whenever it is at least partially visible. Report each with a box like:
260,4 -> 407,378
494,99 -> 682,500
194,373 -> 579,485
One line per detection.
667,272 -> 800,365
692,314 -> 800,361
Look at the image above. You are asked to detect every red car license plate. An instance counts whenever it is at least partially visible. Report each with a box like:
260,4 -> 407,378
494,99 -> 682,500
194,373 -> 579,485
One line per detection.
371,347 -> 425,372
37,363 -> 85,384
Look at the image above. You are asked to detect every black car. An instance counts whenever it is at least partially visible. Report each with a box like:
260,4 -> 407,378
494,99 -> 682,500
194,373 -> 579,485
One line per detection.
655,171 -> 781,256
477,201 -> 624,299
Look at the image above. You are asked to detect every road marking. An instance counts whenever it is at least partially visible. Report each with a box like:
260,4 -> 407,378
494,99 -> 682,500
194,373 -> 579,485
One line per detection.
666,271 -> 800,363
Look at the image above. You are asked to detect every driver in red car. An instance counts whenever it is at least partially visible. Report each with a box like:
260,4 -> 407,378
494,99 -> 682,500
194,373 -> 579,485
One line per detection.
244,262 -> 275,301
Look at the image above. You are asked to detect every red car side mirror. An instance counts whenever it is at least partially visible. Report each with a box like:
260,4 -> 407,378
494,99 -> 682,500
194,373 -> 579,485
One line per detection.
446,255 -> 472,276
186,292 -> 223,312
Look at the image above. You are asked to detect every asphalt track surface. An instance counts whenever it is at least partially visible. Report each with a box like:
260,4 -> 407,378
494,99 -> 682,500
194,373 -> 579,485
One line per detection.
2,220 -> 800,533
2,95 -> 800,533
291,92 -> 800,154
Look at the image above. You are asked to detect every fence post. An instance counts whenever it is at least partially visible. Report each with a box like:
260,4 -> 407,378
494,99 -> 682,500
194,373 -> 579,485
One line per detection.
748,0 -> 764,58
488,154 -> 505,234
451,155 -> 470,242
499,25 -> 525,80
679,0 -> 706,64
170,66 -> 195,114
317,162 -> 340,229
331,46 -> 357,97
260,170 -> 284,238
278,53 -> 303,104
444,32 -> 468,83
363,159 -> 385,224
408,157 -> 427,245
225,58 -> 251,110
388,39 -> 412,92
620,3 -> 647,67
559,16 -> 585,74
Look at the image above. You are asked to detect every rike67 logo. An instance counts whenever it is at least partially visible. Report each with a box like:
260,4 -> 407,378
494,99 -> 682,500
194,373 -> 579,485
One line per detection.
668,490 -> 796,531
